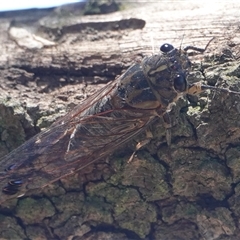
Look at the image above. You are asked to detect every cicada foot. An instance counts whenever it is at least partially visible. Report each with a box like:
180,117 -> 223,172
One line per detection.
165,128 -> 172,146
128,130 -> 153,163
162,112 -> 172,146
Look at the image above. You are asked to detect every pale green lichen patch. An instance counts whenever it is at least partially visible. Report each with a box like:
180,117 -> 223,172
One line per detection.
162,201 -> 201,224
51,192 -> 85,214
0,101 -> 27,153
154,219 -> 200,239
115,201 -> 156,238
85,180 -> 157,238
25,225 -> 48,240
225,146 -> 240,182
228,183 -> 240,217
0,215 -> 26,239
162,148 -> 232,200
53,215 -> 91,239
16,197 -> 55,225
196,208 -> 236,238
108,152 -> 170,201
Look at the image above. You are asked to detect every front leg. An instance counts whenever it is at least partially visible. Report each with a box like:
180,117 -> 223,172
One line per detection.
128,130 -> 153,163
162,112 -> 172,146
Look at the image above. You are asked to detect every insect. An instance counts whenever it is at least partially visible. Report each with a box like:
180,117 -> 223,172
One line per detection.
0,39 -> 239,205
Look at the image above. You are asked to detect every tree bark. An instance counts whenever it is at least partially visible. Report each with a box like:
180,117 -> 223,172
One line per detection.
1,1 -> 240,239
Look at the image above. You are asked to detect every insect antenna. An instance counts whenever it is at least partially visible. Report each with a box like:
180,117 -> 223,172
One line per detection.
201,84 -> 240,95
184,37 -> 215,53
179,34 -> 185,52
150,32 -> 155,54
188,82 -> 240,96
184,37 -> 240,96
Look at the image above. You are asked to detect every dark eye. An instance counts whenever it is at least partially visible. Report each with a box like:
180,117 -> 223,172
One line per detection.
160,43 -> 174,53
174,74 -> 187,92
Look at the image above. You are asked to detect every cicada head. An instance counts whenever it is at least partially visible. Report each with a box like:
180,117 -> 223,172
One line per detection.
141,43 -> 192,107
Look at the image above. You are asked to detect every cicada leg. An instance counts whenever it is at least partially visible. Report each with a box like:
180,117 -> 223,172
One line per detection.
162,112 -> 172,146
128,130 -> 153,163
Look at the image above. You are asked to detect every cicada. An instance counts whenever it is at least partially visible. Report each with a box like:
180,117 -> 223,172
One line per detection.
0,40 -> 238,205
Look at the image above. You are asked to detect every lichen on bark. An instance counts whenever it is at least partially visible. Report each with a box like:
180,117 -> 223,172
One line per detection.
1,1 -> 240,239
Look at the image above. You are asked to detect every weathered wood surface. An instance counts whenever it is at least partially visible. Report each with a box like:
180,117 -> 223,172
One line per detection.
0,1 -> 240,239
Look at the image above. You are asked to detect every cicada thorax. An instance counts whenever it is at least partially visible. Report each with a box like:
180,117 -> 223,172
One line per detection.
112,44 -> 191,112
114,63 -> 162,110
141,43 -> 192,109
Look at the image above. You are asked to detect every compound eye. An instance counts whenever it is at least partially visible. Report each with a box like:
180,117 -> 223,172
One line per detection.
174,74 -> 187,92
160,43 -> 174,53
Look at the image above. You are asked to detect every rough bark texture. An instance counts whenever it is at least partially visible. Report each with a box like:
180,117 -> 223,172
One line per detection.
1,1 -> 240,239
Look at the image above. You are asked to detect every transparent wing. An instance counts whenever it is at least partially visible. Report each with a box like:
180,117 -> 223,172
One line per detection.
0,80 -> 156,204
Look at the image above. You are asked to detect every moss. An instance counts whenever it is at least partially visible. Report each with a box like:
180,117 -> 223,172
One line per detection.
16,197 -> 55,224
